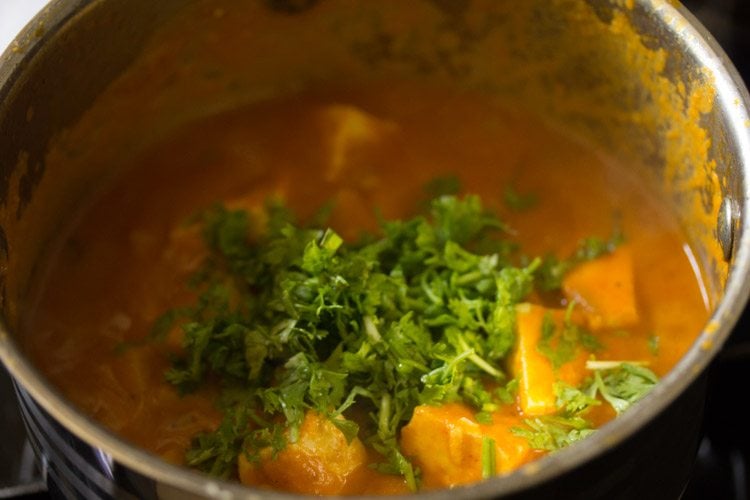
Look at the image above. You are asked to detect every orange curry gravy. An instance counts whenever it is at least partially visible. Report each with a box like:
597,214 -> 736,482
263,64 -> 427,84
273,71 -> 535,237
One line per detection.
24,83 -> 708,494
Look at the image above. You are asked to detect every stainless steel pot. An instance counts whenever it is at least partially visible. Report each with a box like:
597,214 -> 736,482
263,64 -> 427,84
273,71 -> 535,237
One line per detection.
1,1 -> 750,498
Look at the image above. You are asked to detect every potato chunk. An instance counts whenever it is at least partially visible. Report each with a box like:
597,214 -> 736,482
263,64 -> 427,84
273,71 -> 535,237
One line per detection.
238,412 -> 366,495
511,304 -> 588,416
400,404 -> 533,488
562,245 -> 639,331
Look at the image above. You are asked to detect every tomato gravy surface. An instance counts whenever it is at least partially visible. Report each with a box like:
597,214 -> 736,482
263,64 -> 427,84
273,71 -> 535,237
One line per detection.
23,83 -> 709,493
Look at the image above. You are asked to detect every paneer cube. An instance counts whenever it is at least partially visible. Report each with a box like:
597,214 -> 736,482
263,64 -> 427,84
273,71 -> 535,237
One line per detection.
238,412 -> 366,495
511,304 -> 589,416
400,404 -> 533,489
317,105 -> 397,181
562,245 -> 639,331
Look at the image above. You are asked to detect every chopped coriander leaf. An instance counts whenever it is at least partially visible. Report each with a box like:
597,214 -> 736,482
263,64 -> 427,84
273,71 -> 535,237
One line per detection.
555,382 -> 601,415
495,378 -> 519,405
503,185 -> 538,212
590,363 -> 658,415
149,309 -> 183,340
537,312 -> 574,369
424,174 -> 462,198
512,415 -> 595,452
481,437 -> 497,479
429,194 -> 508,247
648,334 -> 660,356
581,331 -> 604,352
155,190 -> 633,485
536,302 -> 598,370
535,231 -> 624,291
475,411 -> 494,425
512,380 -> 601,452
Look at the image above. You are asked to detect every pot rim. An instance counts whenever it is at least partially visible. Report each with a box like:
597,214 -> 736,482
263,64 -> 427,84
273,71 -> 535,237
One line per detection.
2,0 -> 750,498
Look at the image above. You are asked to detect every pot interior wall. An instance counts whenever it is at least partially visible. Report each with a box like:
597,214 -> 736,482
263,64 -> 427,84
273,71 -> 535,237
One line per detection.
0,0 -> 730,347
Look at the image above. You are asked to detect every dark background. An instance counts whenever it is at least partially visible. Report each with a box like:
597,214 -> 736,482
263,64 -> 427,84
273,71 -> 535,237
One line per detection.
680,1 -> 750,499
1,1 -> 750,498
685,0 -> 750,83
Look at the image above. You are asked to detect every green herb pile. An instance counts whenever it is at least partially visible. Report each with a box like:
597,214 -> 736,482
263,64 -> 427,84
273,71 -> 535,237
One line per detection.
154,190 -> 657,488
512,362 -> 659,451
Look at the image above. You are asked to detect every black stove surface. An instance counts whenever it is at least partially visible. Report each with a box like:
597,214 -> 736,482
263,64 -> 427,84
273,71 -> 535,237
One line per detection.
683,326 -> 750,500
0,364 -> 45,499
2,1 -> 750,499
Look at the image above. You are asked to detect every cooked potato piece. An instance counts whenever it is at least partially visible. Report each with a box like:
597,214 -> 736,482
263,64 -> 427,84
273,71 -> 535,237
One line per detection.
511,304 -> 589,416
400,404 -> 533,488
238,412 -> 366,495
562,245 -> 639,331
